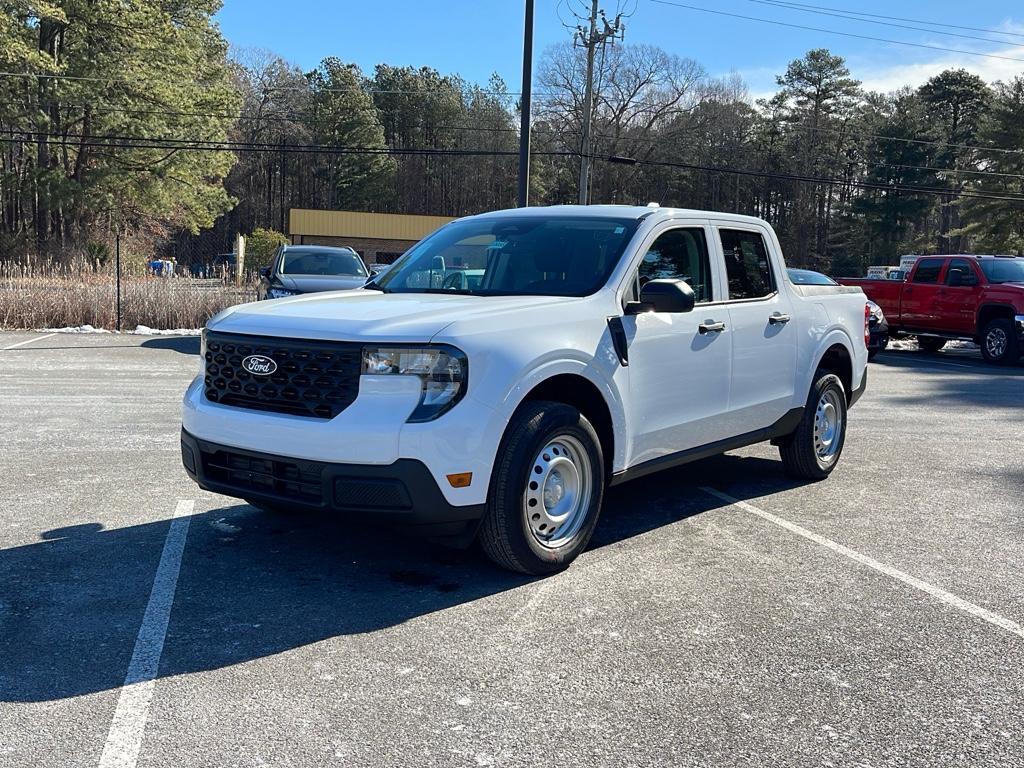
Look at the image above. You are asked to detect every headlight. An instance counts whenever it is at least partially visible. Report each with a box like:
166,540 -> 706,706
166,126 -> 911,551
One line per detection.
268,286 -> 299,299
362,345 -> 467,422
868,302 -> 885,321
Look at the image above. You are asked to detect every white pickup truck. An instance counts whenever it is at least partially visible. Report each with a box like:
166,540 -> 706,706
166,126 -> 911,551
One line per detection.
182,205 -> 869,574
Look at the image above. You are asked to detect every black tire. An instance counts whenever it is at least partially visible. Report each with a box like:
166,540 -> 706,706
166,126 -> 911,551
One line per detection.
867,335 -> 887,361
979,318 -> 1019,365
778,372 -> 848,480
917,336 -> 946,353
478,401 -> 605,575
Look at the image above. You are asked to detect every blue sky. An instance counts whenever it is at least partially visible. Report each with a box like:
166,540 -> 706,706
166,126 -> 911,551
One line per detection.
216,0 -> 1024,97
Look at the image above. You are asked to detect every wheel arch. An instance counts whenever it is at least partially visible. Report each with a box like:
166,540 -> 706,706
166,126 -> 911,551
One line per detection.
976,303 -> 1015,335
812,337 -> 855,404
507,367 -> 623,476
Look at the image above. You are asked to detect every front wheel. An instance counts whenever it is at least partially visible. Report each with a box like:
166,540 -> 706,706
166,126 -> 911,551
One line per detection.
778,372 -> 848,480
980,318 -> 1019,365
478,401 -> 605,575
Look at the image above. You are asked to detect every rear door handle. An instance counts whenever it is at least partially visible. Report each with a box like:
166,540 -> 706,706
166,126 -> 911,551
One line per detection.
698,321 -> 726,334
768,313 -> 791,325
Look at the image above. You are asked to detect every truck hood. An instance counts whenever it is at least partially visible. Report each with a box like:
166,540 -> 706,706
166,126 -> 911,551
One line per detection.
210,289 -> 583,341
276,274 -> 367,292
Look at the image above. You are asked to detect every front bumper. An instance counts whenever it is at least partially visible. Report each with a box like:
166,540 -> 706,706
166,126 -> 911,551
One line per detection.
181,429 -> 485,539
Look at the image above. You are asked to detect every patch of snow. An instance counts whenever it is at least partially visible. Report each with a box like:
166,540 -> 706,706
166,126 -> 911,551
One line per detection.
37,324 -> 201,335
129,325 -> 201,336
40,324 -> 111,334
887,337 -> 978,352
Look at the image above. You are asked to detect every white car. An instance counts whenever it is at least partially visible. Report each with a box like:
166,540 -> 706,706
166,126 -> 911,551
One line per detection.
182,205 -> 869,574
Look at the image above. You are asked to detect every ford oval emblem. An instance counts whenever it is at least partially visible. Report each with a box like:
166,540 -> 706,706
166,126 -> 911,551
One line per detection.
242,354 -> 278,376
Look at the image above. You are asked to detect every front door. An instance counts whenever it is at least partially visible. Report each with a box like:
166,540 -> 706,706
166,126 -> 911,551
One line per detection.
935,258 -> 984,335
622,223 -> 733,466
901,257 -> 946,330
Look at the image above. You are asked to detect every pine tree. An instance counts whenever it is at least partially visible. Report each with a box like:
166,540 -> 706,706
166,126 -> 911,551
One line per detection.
959,77 -> 1024,254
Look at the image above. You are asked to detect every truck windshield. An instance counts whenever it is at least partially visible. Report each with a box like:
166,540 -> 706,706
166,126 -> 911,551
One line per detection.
980,258 -> 1024,284
372,216 -> 640,296
280,249 -> 366,277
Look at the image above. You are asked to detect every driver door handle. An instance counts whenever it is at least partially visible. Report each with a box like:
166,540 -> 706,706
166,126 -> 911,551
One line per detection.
768,313 -> 791,325
698,321 -> 726,334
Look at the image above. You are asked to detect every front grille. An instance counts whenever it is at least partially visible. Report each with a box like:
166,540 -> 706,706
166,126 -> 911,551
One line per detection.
202,445 -> 324,503
204,331 -> 361,419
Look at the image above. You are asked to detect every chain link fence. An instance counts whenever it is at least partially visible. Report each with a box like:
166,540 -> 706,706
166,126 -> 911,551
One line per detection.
0,235 -> 259,331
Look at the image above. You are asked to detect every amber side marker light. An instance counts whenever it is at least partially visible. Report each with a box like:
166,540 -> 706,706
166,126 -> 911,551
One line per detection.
447,472 -> 473,488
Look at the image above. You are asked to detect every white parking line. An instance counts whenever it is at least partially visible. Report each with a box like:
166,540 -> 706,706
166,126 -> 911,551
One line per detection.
98,500 -> 194,768
701,487 -> 1024,641
2,332 -> 57,350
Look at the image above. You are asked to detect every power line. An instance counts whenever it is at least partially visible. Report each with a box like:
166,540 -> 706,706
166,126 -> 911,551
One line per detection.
785,121 -> 1024,156
622,155 -> 1024,202
745,0 -> 1024,47
0,129 -> 574,158
3,127 -> 1021,200
20,103 -> 535,138
742,0 -> 1024,41
0,70 -> 546,97
648,0 -> 1024,64
8,121 -> 1024,183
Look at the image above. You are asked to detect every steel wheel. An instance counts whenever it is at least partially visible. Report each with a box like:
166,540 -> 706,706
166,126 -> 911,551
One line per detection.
985,327 -> 1008,359
522,434 -> 594,549
813,388 -> 844,465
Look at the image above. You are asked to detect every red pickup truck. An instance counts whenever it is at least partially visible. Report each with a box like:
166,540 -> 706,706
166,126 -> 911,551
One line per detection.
840,255 -> 1024,364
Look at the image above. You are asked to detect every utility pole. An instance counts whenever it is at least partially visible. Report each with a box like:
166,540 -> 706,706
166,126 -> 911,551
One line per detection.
518,0 -> 534,207
575,1 -> 624,205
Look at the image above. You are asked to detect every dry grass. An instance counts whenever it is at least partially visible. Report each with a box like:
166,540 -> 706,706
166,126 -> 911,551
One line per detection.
0,260 -> 258,330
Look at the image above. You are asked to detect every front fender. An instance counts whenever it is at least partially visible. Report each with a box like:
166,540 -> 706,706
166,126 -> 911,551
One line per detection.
494,355 -> 629,473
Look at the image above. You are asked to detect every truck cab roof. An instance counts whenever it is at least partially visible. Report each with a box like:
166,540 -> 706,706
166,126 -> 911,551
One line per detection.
464,204 -> 772,228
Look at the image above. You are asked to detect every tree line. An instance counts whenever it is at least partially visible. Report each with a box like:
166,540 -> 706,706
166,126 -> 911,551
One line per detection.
1,1 -> 1022,275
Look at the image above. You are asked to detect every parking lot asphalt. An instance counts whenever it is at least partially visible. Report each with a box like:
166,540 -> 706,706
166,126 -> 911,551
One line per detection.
1,331 -> 1022,768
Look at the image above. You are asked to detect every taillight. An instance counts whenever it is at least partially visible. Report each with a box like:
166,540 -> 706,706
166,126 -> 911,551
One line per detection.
864,303 -> 871,347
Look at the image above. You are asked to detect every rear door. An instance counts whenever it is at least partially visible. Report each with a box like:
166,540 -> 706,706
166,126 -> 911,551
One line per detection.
900,258 -> 946,329
935,258 -> 983,334
714,224 -> 797,436
621,221 -> 734,464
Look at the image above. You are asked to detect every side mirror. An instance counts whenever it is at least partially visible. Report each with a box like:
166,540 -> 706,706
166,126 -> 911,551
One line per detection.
626,278 -> 696,315
259,266 -> 271,279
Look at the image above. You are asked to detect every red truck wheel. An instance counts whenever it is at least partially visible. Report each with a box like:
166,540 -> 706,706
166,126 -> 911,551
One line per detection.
980,319 -> 1019,365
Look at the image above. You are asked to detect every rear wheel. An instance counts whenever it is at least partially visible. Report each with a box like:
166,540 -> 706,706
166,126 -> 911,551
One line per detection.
778,372 -> 848,480
979,318 -> 1019,364
478,401 -> 605,575
917,336 -> 946,353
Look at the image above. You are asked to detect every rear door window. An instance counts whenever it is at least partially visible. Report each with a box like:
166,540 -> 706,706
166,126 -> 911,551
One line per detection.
912,258 -> 944,284
718,229 -> 776,300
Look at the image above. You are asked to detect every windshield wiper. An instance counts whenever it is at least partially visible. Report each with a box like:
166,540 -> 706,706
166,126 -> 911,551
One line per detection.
363,280 -> 390,293
405,288 -> 480,296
